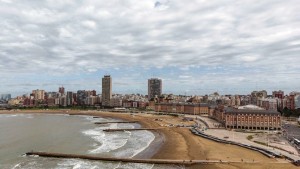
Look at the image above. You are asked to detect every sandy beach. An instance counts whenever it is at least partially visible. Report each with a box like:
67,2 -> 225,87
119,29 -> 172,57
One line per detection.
0,110 -> 298,169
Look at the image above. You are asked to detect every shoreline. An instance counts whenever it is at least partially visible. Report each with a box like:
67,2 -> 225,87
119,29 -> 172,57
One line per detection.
133,130 -> 165,159
1,110 -> 299,169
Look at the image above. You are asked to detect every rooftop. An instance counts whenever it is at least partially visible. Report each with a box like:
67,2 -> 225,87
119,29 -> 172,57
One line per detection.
225,107 -> 280,115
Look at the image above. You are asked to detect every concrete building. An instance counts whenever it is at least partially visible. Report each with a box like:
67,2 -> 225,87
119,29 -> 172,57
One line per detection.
110,97 -> 123,107
273,90 -> 284,99
210,106 -> 281,130
86,96 -> 97,105
294,94 -> 300,109
224,108 -> 281,130
148,78 -> 162,100
284,95 -> 295,110
257,98 -> 278,110
46,98 -> 55,106
77,90 -> 87,105
32,89 -> 45,100
46,92 -> 59,99
155,103 -> 209,115
23,98 -> 34,107
59,96 -> 67,107
251,90 -> 267,104
102,75 -> 112,106
66,91 -> 73,106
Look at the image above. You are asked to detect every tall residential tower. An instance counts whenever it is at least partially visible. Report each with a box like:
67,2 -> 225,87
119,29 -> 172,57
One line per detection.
102,75 -> 112,106
148,78 -> 162,100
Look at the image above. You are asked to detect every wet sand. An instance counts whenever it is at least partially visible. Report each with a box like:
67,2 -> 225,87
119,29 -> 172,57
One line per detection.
0,110 -> 298,169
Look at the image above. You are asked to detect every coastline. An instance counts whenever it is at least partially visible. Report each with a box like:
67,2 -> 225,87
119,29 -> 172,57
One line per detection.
0,110 -> 164,160
0,110 -> 299,169
133,130 -> 165,159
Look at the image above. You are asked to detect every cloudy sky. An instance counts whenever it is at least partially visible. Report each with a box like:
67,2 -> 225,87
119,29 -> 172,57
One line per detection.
0,0 -> 300,96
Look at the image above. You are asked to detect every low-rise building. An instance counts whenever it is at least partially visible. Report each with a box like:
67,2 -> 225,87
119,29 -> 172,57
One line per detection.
155,103 -> 209,115
224,108 -> 281,130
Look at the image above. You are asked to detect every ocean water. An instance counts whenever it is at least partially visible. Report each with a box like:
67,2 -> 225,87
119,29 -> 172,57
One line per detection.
0,114 -> 185,169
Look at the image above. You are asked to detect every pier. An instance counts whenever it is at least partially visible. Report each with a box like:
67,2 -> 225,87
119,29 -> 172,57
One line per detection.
25,152 -> 277,165
94,121 -> 139,124
25,152 -> 197,165
103,128 -> 160,132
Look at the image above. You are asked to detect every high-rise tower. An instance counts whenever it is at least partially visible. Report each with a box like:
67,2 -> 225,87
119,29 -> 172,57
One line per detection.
102,75 -> 112,106
148,78 -> 162,100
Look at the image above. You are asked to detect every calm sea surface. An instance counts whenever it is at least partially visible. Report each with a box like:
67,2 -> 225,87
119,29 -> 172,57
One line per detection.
0,114 -> 184,169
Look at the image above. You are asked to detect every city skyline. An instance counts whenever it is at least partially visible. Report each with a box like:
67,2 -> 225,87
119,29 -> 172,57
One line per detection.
5,76 -> 300,98
1,0 -> 300,96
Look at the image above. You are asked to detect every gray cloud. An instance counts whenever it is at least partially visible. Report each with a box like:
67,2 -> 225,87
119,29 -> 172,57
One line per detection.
0,0 -> 300,95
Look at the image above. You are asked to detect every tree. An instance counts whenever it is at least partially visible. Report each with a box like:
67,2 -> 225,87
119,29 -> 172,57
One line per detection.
282,107 -> 292,117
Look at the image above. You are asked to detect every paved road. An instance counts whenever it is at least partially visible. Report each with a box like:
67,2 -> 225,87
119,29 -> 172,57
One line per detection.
282,123 -> 300,153
282,123 -> 300,140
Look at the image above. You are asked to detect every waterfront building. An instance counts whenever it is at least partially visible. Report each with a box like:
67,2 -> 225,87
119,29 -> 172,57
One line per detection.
102,75 -> 112,106
46,98 -> 55,106
148,78 -> 162,100
59,96 -> 67,106
32,89 -> 45,100
86,96 -> 97,105
155,103 -> 209,115
110,97 -> 123,107
224,108 -> 281,130
210,106 -> 281,130
77,90 -> 87,105
23,98 -> 34,107
66,91 -> 73,106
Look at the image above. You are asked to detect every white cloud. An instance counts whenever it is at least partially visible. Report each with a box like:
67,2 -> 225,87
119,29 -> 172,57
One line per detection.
179,75 -> 191,79
58,27 -> 72,38
240,56 -> 260,62
81,20 -> 97,29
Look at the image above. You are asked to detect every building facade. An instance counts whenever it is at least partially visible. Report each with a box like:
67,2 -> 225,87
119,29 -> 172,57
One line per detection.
102,75 -> 112,106
66,91 -> 73,106
77,90 -> 87,105
210,107 -> 281,130
155,103 -> 209,115
32,89 -> 45,100
148,78 -> 162,100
